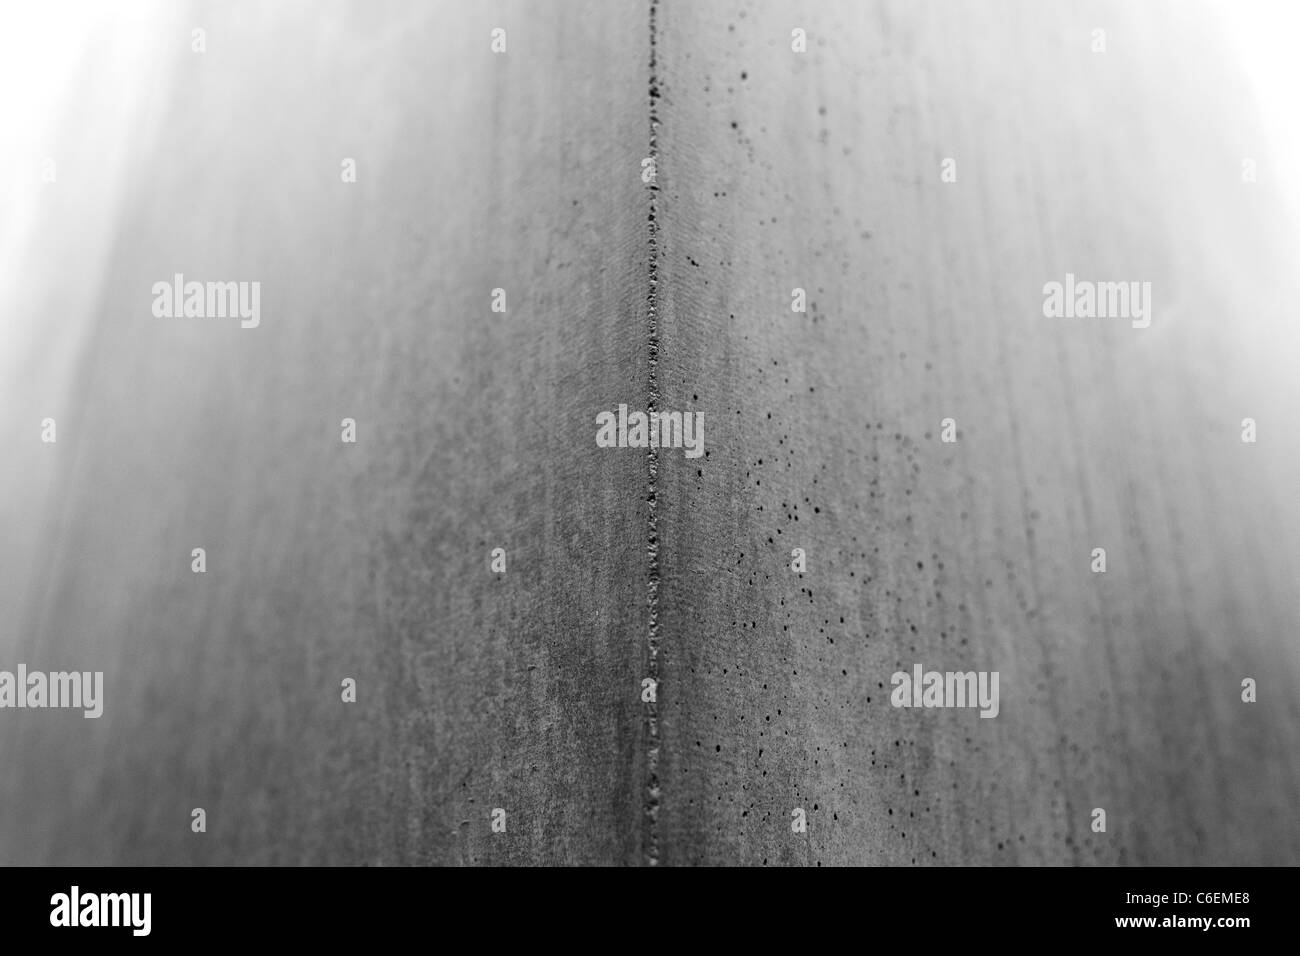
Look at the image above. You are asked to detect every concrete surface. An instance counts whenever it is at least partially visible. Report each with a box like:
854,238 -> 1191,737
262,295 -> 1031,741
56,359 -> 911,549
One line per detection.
1,0 -> 650,866
652,0 -> 1300,865
1,0 -> 1298,866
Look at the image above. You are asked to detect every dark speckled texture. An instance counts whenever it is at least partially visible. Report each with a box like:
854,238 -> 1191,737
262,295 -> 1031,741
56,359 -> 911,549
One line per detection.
652,0 -> 1300,865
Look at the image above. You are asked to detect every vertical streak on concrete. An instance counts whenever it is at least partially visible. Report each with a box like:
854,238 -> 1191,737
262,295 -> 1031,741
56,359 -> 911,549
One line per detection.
643,0 -> 663,866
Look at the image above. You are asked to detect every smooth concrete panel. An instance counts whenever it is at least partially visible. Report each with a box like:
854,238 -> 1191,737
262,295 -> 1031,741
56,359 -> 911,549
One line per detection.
0,0 -> 651,865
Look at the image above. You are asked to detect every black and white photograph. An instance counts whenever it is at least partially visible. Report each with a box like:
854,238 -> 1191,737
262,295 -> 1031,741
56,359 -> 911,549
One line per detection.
0,0 -> 1296,937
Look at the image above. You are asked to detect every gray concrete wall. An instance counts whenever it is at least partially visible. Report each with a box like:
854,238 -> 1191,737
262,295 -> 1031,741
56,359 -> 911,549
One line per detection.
1,0 -> 1298,866
0,0 -> 650,866
653,0 -> 1300,865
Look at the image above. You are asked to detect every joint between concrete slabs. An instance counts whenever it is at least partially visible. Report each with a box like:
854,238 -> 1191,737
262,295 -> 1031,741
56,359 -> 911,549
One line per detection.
643,0 -> 663,868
